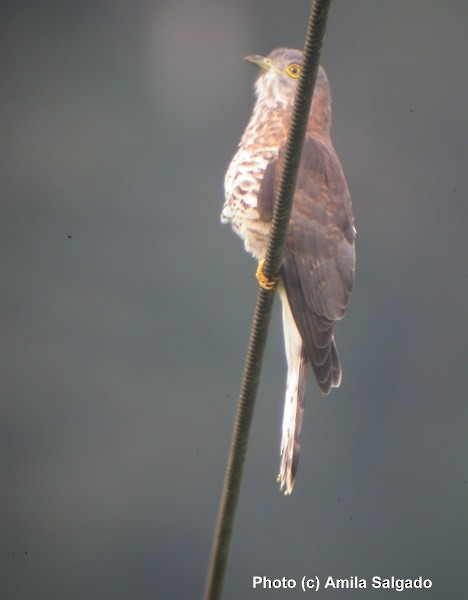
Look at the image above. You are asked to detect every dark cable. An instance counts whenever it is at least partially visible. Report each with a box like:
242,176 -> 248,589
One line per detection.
204,2 -> 332,598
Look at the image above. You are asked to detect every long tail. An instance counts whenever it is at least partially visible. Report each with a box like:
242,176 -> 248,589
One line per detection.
278,284 -> 309,494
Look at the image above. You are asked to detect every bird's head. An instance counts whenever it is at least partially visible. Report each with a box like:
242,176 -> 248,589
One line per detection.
245,47 -> 330,115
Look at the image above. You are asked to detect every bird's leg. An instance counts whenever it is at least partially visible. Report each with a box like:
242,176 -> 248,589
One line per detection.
256,258 -> 278,291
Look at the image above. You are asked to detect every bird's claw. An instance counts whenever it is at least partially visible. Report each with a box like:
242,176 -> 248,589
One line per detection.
256,259 -> 278,291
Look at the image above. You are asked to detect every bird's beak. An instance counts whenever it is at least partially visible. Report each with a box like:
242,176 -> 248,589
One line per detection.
244,54 -> 279,73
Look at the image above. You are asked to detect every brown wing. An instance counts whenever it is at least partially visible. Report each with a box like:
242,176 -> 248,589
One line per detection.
260,135 -> 355,393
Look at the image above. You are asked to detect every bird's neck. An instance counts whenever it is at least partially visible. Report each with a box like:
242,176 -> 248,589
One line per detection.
309,89 -> 332,139
240,97 -> 290,149
243,91 -> 332,147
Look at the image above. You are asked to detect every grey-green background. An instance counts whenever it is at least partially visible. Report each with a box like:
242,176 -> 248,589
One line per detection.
2,1 -> 466,598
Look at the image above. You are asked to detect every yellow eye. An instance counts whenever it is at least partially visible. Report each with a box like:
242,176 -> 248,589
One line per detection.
285,63 -> 301,78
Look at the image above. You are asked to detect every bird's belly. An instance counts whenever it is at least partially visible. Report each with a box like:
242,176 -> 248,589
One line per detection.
222,147 -> 275,259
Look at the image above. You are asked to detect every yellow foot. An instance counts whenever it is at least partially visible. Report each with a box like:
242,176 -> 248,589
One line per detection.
256,259 -> 278,291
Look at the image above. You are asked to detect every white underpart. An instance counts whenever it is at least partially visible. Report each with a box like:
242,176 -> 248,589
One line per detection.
278,284 -> 308,494
221,90 -> 287,260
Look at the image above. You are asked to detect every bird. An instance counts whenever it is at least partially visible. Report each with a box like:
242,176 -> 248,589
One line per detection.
221,48 -> 355,494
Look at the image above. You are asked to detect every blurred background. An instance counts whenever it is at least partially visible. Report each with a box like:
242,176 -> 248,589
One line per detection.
2,1 -> 467,598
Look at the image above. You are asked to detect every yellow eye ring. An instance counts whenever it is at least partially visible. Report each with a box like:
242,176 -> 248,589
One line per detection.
285,64 -> 301,78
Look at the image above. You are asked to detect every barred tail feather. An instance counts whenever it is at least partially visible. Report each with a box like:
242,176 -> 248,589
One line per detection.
278,285 -> 309,494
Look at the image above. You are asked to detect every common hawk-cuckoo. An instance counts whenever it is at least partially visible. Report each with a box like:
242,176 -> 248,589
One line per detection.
221,48 -> 356,494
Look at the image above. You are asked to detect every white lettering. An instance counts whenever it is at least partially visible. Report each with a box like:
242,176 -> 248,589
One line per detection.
252,576 -> 296,589
372,576 -> 433,591
325,576 -> 366,589
252,577 -> 262,588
